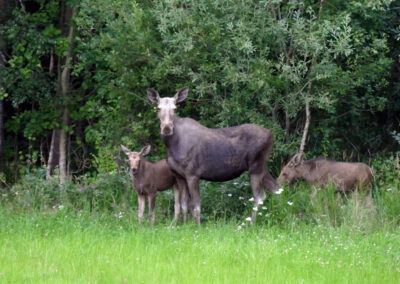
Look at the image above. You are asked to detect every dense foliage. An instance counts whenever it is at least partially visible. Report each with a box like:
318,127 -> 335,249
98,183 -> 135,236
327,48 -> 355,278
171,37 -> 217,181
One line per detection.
0,0 -> 399,184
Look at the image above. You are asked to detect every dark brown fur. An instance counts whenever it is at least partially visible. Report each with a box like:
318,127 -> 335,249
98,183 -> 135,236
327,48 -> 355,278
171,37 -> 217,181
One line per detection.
278,155 -> 374,192
147,87 -> 278,224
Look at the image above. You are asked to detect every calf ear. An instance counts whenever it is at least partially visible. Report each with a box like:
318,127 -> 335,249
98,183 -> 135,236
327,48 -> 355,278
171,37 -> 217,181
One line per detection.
147,88 -> 160,104
292,153 -> 303,166
121,145 -> 131,156
174,86 -> 189,103
140,145 -> 151,157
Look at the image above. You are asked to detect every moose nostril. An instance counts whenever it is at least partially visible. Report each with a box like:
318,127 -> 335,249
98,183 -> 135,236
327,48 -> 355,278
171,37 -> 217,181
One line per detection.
162,126 -> 173,135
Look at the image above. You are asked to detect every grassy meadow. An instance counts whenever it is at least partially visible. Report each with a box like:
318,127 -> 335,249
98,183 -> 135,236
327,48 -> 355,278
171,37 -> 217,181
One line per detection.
1,201 -> 399,283
1,158 -> 399,283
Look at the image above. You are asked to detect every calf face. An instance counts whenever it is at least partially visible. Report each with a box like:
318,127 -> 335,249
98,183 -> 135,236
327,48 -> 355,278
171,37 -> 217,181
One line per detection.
121,145 -> 151,175
277,153 -> 303,185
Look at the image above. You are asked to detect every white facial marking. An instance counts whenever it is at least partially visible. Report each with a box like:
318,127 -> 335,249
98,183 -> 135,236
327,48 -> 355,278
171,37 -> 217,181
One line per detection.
157,97 -> 177,135
158,97 -> 176,109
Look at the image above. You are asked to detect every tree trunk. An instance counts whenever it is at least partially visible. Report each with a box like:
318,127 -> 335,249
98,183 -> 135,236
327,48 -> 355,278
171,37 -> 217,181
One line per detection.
46,129 -> 60,179
59,5 -> 77,185
0,55 -> 4,173
59,108 -> 68,184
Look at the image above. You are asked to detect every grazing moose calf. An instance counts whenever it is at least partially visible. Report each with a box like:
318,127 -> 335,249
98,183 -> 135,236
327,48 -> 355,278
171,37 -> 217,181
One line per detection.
277,153 -> 374,192
121,145 -> 188,226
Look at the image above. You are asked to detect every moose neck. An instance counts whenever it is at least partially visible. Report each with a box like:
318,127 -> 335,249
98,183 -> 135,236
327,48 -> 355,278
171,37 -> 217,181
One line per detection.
133,158 -> 149,182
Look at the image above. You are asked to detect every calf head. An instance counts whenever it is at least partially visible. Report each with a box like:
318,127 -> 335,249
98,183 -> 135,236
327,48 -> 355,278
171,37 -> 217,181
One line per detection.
147,86 -> 189,136
121,145 -> 151,175
277,153 -> 303,185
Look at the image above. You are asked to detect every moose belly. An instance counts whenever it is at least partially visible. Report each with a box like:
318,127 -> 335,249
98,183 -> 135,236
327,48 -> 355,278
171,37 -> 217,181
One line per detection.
201,168 -> 245,182
199,154 -> 247,181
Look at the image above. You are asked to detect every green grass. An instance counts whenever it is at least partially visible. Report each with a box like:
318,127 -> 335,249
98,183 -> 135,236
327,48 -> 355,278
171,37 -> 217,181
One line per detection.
0,210 -> 399,283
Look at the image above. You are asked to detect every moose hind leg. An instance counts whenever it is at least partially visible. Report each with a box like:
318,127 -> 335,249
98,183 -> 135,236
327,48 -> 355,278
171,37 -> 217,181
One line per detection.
250,172 -> 266,224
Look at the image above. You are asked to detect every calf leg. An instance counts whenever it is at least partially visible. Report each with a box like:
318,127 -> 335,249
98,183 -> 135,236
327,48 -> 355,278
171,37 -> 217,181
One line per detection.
186,176 -> 201,225
137,194 -> 146,222
148,194 -> 156,227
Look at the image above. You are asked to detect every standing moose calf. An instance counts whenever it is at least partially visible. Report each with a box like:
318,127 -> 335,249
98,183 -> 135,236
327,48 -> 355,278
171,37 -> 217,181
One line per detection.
277,153 -> 374,192
121,145 -> 188,226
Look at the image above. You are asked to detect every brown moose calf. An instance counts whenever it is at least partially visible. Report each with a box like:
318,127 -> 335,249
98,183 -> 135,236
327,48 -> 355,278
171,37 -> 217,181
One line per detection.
277,154 -> 373,192
121,145 -> 188,225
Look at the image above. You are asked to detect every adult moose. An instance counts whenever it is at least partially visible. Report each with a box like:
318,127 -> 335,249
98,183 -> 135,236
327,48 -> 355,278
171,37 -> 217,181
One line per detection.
277,153 -> 374,192
121,145 -> 188,226
147,86 -> 278,224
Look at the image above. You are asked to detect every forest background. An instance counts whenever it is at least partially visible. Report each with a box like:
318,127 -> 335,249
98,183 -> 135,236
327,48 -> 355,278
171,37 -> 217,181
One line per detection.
0,0 -> 399,213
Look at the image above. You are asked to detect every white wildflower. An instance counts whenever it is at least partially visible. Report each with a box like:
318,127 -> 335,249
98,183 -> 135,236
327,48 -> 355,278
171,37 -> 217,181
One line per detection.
265,213 -> 271,217
258,200 -> 264,205
239,196 -> 244,200
258,212 -> 262,216
262,206 -> 267,210
387,188 -> 393,192
227,193 -> 232,197
237,225 -> 242,230
249,197 -> 254,202
287,201 -> 293,206
253,207 -> 258,211
245,217 -> 252,222
275,188 -> 284,195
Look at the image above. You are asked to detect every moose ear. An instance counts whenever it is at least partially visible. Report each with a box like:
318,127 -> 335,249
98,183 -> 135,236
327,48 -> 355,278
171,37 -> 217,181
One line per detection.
121,145 -> 131,156
147,88 -> 160,104
140,145 -> 151,157
174,86 -> 189,103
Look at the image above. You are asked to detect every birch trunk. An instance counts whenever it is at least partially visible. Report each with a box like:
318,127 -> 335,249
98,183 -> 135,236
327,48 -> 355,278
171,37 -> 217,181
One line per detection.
59,5 -> 77,185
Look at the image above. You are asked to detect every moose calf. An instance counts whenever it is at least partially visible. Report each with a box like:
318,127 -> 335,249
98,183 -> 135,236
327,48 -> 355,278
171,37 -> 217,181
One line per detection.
277,154 -> 373,192
121,145 -> 188,225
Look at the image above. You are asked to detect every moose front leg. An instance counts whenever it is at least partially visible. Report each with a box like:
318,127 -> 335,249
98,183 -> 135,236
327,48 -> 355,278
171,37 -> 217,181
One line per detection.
175,176 -> 189,224
186,176 -> 201,225
173,185 -> 181,223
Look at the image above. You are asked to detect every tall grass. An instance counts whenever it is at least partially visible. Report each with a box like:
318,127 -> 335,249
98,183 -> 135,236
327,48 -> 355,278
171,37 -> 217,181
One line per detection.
1,156 -> 399,231
0,157 -> 399,282
0,209 -> 399,283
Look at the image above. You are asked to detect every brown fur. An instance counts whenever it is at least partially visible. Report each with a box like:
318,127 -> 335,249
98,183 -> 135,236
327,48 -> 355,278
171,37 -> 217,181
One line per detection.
121,145 -> 188,225
278,155 -> 374,192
